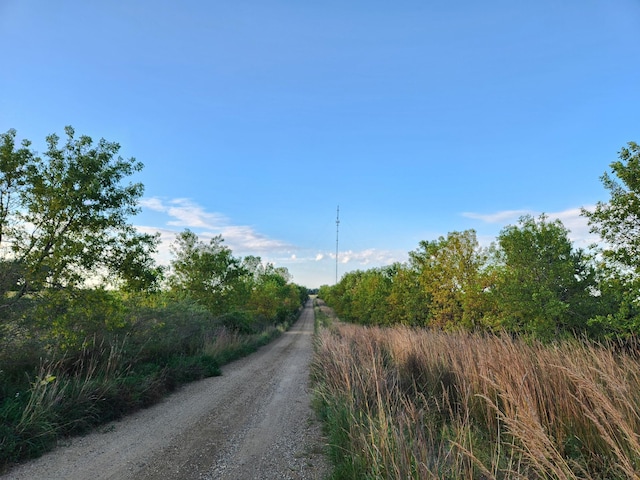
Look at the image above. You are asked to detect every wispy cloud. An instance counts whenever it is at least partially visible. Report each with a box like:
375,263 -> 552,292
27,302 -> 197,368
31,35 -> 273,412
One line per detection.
461,209 -> 533,223
138,197 -> 293,256
462,206 -> 600,249
140,197 -> 227,229
218,225 -> 291,252
554,206 -> 599,248
329,248 -> 407,266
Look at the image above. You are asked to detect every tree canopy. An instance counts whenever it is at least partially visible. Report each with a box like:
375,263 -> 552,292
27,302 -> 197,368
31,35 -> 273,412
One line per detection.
584,142 -> 640,275
0,126 -> 161,298
490,214 -> 598,337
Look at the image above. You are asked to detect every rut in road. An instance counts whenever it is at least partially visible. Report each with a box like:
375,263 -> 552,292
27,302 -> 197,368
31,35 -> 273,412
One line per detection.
3,299 -> 330,480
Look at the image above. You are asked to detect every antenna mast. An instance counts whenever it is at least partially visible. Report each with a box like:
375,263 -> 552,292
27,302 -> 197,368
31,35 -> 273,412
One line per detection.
335,205 -> 340,284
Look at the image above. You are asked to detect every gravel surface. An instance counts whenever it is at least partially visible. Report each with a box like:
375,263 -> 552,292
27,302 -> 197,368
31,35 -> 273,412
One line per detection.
2,300 -> 331,480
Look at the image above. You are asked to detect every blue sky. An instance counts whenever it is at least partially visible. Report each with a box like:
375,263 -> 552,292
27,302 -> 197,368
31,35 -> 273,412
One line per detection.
2,1 -> 639,288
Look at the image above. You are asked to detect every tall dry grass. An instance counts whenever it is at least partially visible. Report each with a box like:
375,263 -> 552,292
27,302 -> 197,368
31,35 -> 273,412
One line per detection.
311,323 -> 640,479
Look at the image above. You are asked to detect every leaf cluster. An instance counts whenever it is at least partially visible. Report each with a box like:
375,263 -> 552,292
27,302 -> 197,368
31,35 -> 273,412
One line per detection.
0,126 -> 162,298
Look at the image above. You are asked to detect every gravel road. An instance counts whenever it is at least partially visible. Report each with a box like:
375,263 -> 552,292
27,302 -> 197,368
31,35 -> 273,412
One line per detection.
3,299 -> 330,480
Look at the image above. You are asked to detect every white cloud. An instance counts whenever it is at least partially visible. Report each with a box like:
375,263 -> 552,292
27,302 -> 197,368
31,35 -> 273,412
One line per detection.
137,197 -> 294,261
329,248 -> 406,266
141,197 -> 227,229
462,206 -> 600,250
462,209 -> 533,223
315,253 -> 324,261
139,197 -> 166,212
549,206 -> 599,249
219,225 -> 292,252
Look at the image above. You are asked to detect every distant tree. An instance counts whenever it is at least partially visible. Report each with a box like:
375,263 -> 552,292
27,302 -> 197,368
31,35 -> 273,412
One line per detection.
0,126 -> 161,298
409,230 -> 488,329
247,263 -> 297,322
353,267 -> 395,325
169,230 -> 247,315
323,270 -> 363,323
385,263 -> 427,326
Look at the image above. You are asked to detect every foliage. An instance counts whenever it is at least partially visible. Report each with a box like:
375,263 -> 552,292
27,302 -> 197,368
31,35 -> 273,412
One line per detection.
0,129 -> 32,249
384,264 -> 426,325
489,214 -> 599,337
582,142 -> 640,335
0,126 -> 308,472
409,230 -> 490,329
321,221 -> 603,339
587,268 -> 640,338
167,229 -> 306,328
584,142 -> 640,275
168,229 -> 247,315
0,126 -> 161,297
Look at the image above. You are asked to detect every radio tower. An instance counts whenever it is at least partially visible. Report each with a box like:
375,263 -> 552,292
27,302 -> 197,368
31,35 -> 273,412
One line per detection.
335,205 -> 340,285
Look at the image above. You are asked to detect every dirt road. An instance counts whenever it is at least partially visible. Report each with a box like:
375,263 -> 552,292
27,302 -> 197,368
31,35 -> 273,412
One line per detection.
3,299 -> 330,480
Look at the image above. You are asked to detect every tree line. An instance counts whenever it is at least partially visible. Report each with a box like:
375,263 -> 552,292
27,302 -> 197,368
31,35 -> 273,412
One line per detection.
0,126 -> 306,328
320,142 -> 640,340
0,126 -> 308,467
0,124 -> 308,382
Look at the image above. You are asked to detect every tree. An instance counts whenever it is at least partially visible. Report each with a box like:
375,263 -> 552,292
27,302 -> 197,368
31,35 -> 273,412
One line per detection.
168,230 -> 247,315
581,142 -> 640,336
385,263 -> 427,326
491,215 -> 597,337
247,264 -> 296,322
0,130 -> 32,294
0,126 -> 160,297
349,267 -> 395,325
583,142 -> 640,274
0,129 -> 32,247
409,230 -> 488,329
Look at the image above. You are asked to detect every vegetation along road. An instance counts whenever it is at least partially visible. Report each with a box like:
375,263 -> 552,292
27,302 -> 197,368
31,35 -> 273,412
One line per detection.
3,299 -> 329,480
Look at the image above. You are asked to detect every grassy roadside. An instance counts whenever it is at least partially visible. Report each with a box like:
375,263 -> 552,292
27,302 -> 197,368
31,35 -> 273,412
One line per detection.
311,300 -> 640,479
313,297 -> 334,332
0,298 -> 301,473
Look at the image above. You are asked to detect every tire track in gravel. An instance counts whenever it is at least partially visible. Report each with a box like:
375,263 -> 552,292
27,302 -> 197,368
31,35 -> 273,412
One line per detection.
3,299 -> 330,480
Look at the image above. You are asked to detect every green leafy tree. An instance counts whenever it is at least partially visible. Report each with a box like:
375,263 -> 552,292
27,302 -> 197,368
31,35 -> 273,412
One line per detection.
586,265 -> 640,337
349,267 -> 395,326
322,270 -> 362,323
0,126 -> 160,297
491,215 -> 597,337
384,263 -> 427,326
248,264 -> 298,322
0,129 -> 32,247
0,129 -> 32,293
169,230 -> 247,315
582,142 -> 640,336
583,142 -> 640,274
409,230 -> 488,329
